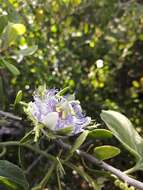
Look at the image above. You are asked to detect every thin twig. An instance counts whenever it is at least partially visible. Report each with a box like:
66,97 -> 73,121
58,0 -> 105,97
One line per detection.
0,110 -> 22,120
58,139 -> 143,190
25,154 -> 42,174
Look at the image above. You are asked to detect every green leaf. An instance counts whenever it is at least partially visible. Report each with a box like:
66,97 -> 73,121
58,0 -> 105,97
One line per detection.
1,22 -> 26,49
93,145 -> 120,160
51,25 -> 57,33
1,22 -> 15,49
100,110 -> 143,171
88,129 -> 113,139
0,176 -> 21,190
56,86 -> 70,96
70,130 -> 89,154
56,126 -> 73,136
14,90 -> 22,106
2,59 -> 20,76
0,160 -> 29,190
11,24 -> 26,35
15,45 -> 38,57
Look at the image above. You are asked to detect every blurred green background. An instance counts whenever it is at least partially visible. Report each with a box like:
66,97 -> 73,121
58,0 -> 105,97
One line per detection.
1,0 -> 143,125
1,0 -> 143,189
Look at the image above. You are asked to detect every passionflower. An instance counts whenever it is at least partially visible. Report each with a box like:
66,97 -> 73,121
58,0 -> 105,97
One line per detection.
26,87 -> 91,140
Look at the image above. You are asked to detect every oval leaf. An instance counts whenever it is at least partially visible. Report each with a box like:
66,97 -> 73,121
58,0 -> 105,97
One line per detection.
2,59 -> 20,76
88,129 -> 113,139
100,110 -> 143,161
11,24 -> 26,35
0,160 -> 29,190
94,145 -> 120,160
1,23 -> 26,48
15,45 -> 38,57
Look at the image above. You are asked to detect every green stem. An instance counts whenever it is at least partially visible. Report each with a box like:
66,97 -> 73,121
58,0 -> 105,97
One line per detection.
124,165 -> 139,174
81,157 -> 110,178
65,162 -> 100,190
19,101 -> 28,107
32,161 -> 57,190
57,168 -> 62,190
0,147 -> 7,158
40,162 -> 56,187
0,141 -> 56,161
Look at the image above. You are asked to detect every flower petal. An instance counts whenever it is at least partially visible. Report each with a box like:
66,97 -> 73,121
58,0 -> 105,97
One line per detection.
42,112 -> 59,130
